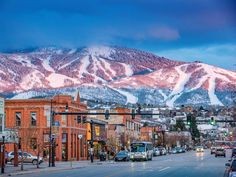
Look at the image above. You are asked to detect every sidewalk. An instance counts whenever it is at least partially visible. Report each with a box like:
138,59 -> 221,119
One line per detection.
1,160 -> 114,176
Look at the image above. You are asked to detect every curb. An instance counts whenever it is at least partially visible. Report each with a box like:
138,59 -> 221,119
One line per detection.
2,166 -> 85,177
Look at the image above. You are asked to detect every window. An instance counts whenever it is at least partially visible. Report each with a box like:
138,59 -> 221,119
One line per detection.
31,112 -> 37,126
30,138 -> 37,150
15,112 -> 21,126
61,115 -> 67,127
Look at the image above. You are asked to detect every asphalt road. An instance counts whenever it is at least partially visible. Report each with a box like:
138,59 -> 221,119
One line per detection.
22,150 -> 229,177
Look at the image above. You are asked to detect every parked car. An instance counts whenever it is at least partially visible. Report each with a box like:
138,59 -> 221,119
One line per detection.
99,150 -> 107,161
176,147 -> 184,153
225,159 -> 236,177
215,148 -> 226,157
114,151 -> 130,161
211,147 -> 216,154
232,148 -> 236,158
171,148 -> 177,154
8,151 -> 43,165
196,146 -> 204,152
153,148 -> 161,156
157,147 -> 167,155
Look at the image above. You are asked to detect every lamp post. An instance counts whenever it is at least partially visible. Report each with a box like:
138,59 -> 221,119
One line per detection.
90,120 -> 94,163
1,135 -> 5,174
49,100 -> 52,167
51,109 -> 56,167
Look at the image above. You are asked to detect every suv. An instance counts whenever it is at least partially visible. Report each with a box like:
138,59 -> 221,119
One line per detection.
232,148 -> 236,158
8,151 -> 43,165
225,159 -> 236,177
215,148 -> 226,157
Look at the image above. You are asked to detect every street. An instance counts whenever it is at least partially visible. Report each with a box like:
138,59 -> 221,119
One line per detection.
17,150 -> 228,177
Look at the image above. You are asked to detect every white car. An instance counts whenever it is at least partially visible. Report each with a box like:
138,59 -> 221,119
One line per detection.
196,146 -> 204,152
153,148 -> 161,156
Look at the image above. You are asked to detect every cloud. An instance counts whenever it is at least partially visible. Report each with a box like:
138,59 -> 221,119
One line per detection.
148,26 -> 180,40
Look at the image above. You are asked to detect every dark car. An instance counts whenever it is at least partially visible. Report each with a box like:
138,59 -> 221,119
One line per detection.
99,150 -> 107,161
114,151 -> 130,162
225,159 -> 236,177
215,148 -> 226,157
232,148 -> 236,158
211,147 -> 216,154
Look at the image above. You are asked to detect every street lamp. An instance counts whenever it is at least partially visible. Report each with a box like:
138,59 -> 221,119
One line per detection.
90,120 -> 94,163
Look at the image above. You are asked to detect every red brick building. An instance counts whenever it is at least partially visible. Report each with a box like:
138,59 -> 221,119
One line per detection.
5,93 -> 88,161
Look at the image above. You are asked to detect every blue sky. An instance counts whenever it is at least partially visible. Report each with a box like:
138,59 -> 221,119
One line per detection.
0,0 -> 236,70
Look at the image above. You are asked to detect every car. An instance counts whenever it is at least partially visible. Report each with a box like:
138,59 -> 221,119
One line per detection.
215,148 -> 226,157
171,148 -> 177,154
176,147 -> 184,153
225,159 -> 236,177
153,148 -> 161,156
232,148 -> 236,158
157,147 -> 167,155
196,146 -> 204,152
211,147 -> 216,154
114,151 -> 130,161
8,151 -> 43,165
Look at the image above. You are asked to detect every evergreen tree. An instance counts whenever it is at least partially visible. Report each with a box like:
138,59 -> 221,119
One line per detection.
173,119 -> 186,131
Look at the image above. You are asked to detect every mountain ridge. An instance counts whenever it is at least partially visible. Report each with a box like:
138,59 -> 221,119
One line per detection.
0,46 -> 235,107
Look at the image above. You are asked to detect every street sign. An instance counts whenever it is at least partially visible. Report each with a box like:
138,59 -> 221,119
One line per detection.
53,121 -> 60,126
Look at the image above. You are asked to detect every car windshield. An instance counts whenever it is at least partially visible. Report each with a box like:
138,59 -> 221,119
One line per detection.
118,151 -> 127,155
216,149 -> 224,151
197,146 -> 203,148
131,144 -> 145,152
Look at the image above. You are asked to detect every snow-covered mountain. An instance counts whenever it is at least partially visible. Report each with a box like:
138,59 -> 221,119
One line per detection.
0,46 -> 235,107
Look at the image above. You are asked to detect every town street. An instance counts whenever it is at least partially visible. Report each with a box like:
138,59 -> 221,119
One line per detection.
16,150 -> 228,177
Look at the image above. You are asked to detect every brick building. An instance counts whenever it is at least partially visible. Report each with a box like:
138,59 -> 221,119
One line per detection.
5,93 -> 88,162
89,107 -> 141,151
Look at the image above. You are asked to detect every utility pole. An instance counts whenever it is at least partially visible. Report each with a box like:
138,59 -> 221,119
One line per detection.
49,100 -> 52,167
1,136 -> 5,174
90,120 -> 94,163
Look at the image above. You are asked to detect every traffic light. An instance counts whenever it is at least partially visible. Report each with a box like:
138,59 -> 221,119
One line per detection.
187,115 -> 192,125
131,109 -> 135,119
105,109 -> 110,120
210,117 -> 215,125
224,131 -> 228,136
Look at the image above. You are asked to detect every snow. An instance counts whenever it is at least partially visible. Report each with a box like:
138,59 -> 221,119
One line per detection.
46,73 -> 79,88
58,57 -> 79,70
159,90 -> 167,100
87,46 -> 114,58
200,64 -> 224,105
20,70 -> 44,90
79,56 -> 90,78
121,63 -> 133,76
42,56 -> 55,72
99,58 -> 116,77
166,64 -> 191,107
68,49 -> 77,54
111,87 -> 138,104
208,77 -> 223,106
198,124 -> 214,131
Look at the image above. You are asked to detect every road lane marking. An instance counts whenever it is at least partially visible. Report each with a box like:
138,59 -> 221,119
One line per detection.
159,167 -> 170,172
